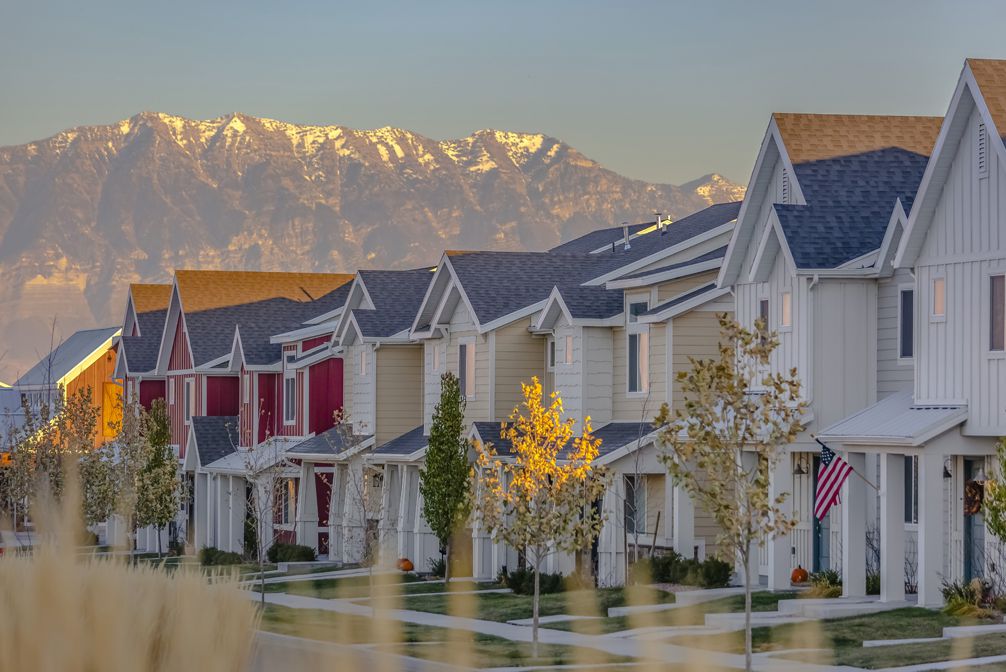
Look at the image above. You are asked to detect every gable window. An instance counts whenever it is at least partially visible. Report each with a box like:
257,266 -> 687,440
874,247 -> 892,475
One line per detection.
780,292 -> 792,329
564,335 -> 573,365
628,300 -> 648,324
459,341 -> 476,399
899,289 -> 914,359
242,373 -> 250,405
932,277 -> 946,319
283,353 -> 297,426
546,337 -> 556,372
183,378 -> 194,425
991,275 -> 1005,352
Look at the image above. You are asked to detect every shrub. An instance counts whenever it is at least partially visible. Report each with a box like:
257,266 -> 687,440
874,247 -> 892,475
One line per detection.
266,542 -> 317,563
629,552 -> 732,588
803,568 -> 842,598
942,578 -> 997,618
198,547 -> 243,566
700,557 -> 733,588
866,572 -> 880,596
429,556 -> 446,578
502,568 -> 566,595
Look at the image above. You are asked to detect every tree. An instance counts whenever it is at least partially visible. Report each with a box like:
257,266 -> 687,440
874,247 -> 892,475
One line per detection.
473,377 -> 609,656
983,437 -> 1006,544
654,314 -> 805,672
135,399 -> 179,558
419,372 -> 471,581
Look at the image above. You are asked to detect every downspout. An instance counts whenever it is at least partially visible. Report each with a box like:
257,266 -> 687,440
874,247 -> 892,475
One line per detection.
802,273 -> 819,407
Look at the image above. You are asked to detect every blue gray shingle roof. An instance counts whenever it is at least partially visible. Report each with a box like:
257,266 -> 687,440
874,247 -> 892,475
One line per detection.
472,421 -> 514,456
351,269 -> 433,339
593,422 -> 659,457
15,327 -> 120,387
555,285 -> 624,320
549,222 -> 652,254
191,416 -> 239,466
288,425 -> 370,457
641,283 -> 718,317
373,426 -> 427,456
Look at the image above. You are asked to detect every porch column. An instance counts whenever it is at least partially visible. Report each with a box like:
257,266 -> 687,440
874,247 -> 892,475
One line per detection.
396,464 -> 413,561
342,459 -> 364,564
228,476 -> 245,553
879,453 -> 905,603
672,481 -> 695,560
194,474 -> 208,550
296,462 -> 318,551
767,452 -> 794,591
917,451 -> 945,607
842,451 -> 867,598
597,476 -> 626,587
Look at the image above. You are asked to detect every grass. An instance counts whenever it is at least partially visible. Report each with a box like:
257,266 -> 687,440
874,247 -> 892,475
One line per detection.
548,590 -> 795,634
259,572 -> 433,598
366,584 -> 676,623
667,607 -> 997,669
260,604 -> 633,668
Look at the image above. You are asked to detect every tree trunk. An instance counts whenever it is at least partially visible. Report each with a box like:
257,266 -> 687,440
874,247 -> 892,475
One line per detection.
532,556 -> 541,659
743,545 -> 752,672
157,525 -> 162,559
444,539 -> 451,583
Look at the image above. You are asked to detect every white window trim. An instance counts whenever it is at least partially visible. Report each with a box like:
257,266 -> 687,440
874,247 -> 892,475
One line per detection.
359,348 -> 368,377
546,336 -> 556,372
168,378 -> 176,405
626,329 -> 649,397
625,474 -> 648,534
930,275 -> 946,323
564,334 -> 573,366
459,336 -> 477,400
779,290 -> 792,332
183,377 -> 194,426
758,296 -> 770,329
283,353 -> 297,426
897,284 -> 915,364
242,373 -> 250,404
985,268 -> 1006,359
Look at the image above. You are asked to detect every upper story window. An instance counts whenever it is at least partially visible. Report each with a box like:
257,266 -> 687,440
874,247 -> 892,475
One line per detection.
627,295 -> 649,394
628,299 -> 648,324
283,353 -> 297,426
991,274 -> 1005,352
758,298 -> 770,328
932,277 -> 946,320
564,335 -> 573,365
899,289 -> 914,359
183,378 -> 194,425
546,337 -> 556,372
780,292 -> 792,329
459,341 -> 476,399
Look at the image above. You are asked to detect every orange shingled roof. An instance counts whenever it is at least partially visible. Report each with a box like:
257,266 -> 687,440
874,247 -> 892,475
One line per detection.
175,270 -> 355,313
130,283 -> 172,314
967,59 -> 1006,139
773,113 -> 942,165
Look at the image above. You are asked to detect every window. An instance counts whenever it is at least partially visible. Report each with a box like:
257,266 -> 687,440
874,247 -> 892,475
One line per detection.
624,475 -> 647,535
459,341 -> 476,398
899,289 -> 914,358
564,335 -> 573,365
359,348 -> 367,376
932,277 -> 945,319
780,292 -> 792,328
628,331 -> 649,393
628,300 -> 648,324
758,298 -> 770,328
242,373 -> 250,404
904,456 -> 919,525
168,378 -> 175,405
183,378 -> 194,425
991,275 -> 1005,351
274,478 -> 296,525
546,338 -> 556,371
283,354 -> 297,425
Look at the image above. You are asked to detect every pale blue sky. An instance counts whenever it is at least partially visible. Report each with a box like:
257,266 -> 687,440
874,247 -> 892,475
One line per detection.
3,0 -> 1005,184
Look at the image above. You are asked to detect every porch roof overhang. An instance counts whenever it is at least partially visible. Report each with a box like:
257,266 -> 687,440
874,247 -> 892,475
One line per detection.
817,391 -> 968,447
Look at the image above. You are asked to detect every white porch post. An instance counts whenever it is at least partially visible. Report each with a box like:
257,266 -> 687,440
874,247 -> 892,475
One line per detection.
296,462 -> 318,551
880,453 -> 905,603
917,451 -> 945,607
396,464 -> 412,561
597,476 -> 626,587
671,481 -> 695,560
767,452 -> 794,591
842,451 -> 867,598
194,473 -> 208,550
342,458 -> 364,564
228,476 -> 245,553
328,464 -> 345,561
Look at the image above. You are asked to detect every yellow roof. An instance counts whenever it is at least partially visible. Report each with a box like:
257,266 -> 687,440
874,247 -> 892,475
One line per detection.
773,113 -> 942,165
175,270 -> 355,313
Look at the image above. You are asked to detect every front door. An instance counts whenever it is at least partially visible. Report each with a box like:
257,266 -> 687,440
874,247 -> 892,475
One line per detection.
964,458 -> 986,581
812,456 -> 831,572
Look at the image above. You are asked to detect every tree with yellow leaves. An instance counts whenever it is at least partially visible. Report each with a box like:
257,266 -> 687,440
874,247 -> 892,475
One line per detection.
473,377 -> 609,656
655,314 -> 805,672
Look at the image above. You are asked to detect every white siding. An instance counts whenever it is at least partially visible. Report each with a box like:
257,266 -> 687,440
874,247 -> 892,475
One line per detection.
877,267 -> 915,397
350,344 -> 375,435
423,339 -> 446,434
914,107 -> 1006,434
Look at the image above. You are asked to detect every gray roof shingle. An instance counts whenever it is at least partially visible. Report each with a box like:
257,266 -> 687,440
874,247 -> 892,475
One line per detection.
288,425 -> 370,457
373,426 -> 427,456
549,222 -> 653,254
472,421 -> 514,456
593,422 -> 659,457
555,285 -> 624,320
191,416 -> 239,466
351,268 -> 433,339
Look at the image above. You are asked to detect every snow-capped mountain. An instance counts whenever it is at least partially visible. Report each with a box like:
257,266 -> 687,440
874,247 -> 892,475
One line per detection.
0,112 -> 744,379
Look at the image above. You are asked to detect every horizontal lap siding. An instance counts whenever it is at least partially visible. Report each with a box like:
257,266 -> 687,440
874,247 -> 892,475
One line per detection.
65,345 -> 118,446
612,324 -> 666,422
493,318 -> 545,421
671,310 -> 731,413
655,271 -> 719,302
916,108 -> 1006,433
375,345 -> 423,447
876,269 -> 914,397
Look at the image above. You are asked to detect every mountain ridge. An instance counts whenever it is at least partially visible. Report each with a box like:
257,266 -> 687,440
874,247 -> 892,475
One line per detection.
0,112 -> 744,380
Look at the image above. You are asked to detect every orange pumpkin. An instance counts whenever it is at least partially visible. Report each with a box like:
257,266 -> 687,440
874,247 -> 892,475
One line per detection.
791,565 -> 809,584
398,558 -> 414,572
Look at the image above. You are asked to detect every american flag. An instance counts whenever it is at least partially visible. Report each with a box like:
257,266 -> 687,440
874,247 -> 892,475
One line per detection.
814,441 -> 853,520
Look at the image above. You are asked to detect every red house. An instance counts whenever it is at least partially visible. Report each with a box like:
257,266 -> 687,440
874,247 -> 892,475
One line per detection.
115,283 -> 172,409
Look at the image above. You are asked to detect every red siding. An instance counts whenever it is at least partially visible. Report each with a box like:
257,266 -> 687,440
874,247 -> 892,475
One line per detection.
139,380 -> 166,409
302,336 -> 329,351
168,316 -> 192,370
240,368 -> 253,448
168,374 -> 202,458
257,373 -> 278,443
205,376 -> 239,416
309,357 -> 344,434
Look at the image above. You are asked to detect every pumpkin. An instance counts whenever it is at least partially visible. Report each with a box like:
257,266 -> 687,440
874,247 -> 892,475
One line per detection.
398,558 -> 414,572
791,565 -> 809,584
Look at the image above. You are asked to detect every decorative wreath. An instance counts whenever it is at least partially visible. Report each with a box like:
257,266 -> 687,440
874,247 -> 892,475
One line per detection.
964,480 -> 984,516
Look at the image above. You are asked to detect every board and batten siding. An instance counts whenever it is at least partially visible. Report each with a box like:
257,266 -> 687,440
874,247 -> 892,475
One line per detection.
914,108 -> 1006,434
876,268 -> 915,398
492,317 -> 545,420
374,344 -> 424,447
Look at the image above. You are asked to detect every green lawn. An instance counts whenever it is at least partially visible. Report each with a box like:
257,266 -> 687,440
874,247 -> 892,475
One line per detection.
549,590 -> 796,634
666,607 -> 996,669
366,585 -> 676,623
259,573 -> 458,598
260,604 -> 633,668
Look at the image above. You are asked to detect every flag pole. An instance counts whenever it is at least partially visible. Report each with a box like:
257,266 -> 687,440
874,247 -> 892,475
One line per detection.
812,436 -> 879,492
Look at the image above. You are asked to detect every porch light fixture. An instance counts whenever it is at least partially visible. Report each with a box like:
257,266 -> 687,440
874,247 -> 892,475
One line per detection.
943,458 -> 952,480
974,465 -> 988,484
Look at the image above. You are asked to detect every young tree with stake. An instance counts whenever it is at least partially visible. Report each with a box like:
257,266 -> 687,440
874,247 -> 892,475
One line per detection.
655,314 -> 804,672
135,399 -> 179,558
419,372 -> 471,581
473,378 -> 608,656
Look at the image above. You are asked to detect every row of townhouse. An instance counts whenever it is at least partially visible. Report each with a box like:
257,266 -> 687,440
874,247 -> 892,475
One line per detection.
102,57 -> 1006,604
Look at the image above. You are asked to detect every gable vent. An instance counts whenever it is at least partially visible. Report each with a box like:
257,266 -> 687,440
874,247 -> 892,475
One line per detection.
978,121 -> 989,179
781,168 -> 791,203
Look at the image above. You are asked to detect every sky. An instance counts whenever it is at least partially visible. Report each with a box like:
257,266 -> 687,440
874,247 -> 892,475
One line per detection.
3,0 -> 1006,185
